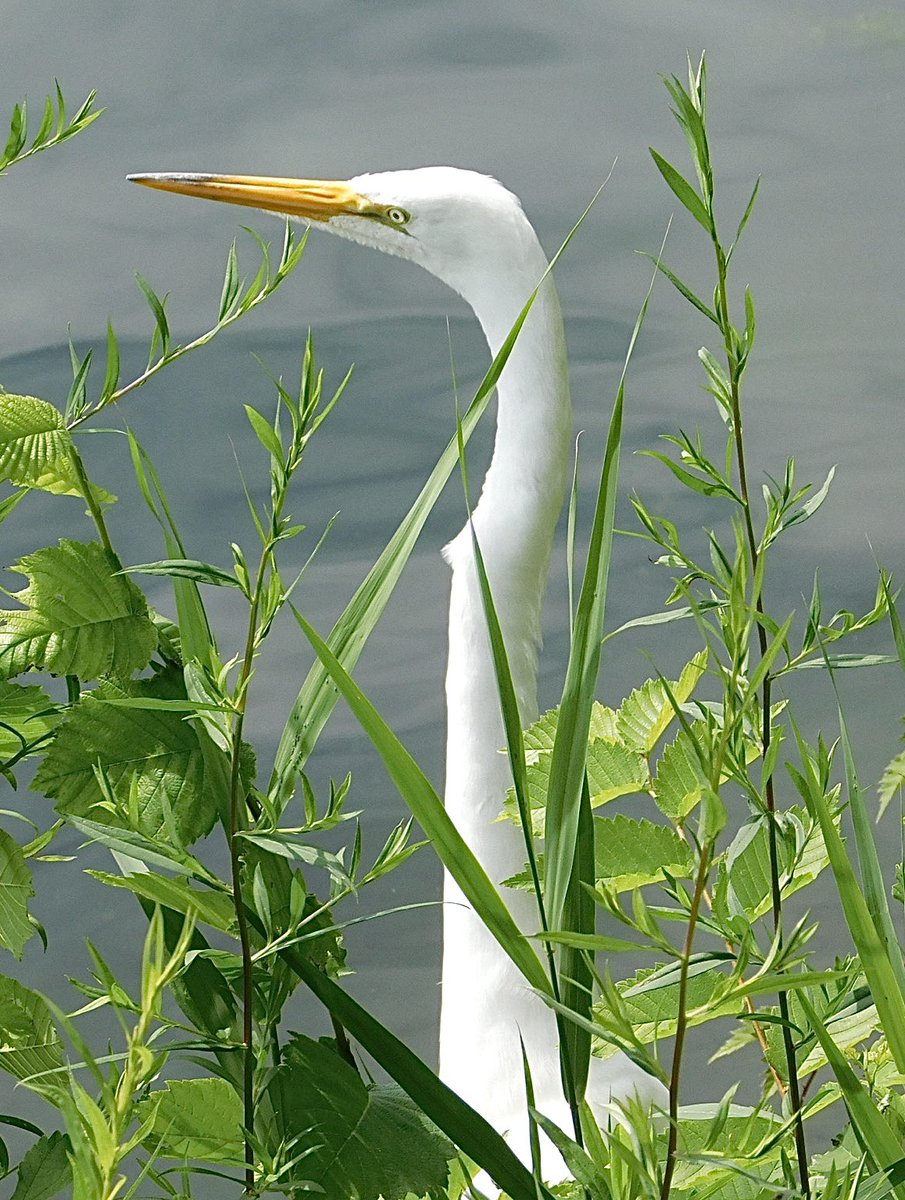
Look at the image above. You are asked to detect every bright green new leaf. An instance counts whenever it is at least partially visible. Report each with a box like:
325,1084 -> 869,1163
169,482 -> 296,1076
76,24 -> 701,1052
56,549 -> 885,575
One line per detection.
617,651 -> 707,753
34,669 -> 222,846
594,815 -> 694,891
878,749 -> 905,821
0,394 -> 111,502
138,1078 -> 244,1164
653,723 -> 708,820
269,1035 -> 455,1200
0,975 -> 63,1093
649,149 -> 712,231
0,541 -> 156,681
0,829 -> 35,958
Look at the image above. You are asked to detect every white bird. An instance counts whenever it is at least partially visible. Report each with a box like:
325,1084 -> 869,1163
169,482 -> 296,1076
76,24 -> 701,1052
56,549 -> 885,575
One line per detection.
129,166 -> 662,1179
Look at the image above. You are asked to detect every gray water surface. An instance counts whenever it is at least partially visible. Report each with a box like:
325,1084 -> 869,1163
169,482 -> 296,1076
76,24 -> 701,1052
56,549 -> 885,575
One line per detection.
2,0 -> 904,1169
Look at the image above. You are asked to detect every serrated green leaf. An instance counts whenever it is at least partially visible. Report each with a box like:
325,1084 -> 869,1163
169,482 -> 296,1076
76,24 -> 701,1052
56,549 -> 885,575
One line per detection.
10,1130 -> 70,1200
270,1034 -> 455,1200
715,806 -> 832,922
617,651 -> 707,753
0,975 -> 63,1093
653,723 -> 708,820
0,394 -> 111,502
0,830 -> 34,958
503,737 -> 648,836
595,961 -> 736,1056
34,668 -> 220,846
137,1078 -> 244,1163
0,540 -> 156,681
594,814 -> 693,891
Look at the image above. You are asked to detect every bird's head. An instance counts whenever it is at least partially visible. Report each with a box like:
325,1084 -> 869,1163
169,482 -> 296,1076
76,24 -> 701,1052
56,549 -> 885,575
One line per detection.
128,166 -> 545,314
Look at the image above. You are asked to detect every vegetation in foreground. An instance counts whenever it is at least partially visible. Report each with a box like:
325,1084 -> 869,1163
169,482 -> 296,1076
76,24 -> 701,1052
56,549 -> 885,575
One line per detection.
0,57 -> 903,1200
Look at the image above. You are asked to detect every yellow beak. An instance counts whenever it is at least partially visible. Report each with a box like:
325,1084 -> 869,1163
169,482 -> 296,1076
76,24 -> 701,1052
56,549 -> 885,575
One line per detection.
127,172 -> 369,222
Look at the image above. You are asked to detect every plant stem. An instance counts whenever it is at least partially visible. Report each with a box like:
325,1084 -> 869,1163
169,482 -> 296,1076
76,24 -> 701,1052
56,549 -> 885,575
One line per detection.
660,843 -> 712,1200
69,441 -> 117,560
229,571 -> 266,1196
712,239 -> 810,1199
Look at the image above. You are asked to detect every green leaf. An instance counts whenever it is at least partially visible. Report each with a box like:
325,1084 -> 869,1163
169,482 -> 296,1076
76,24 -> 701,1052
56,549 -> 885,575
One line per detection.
138,1078 -> 244,1163
798,993 -> 905,1188
0,541 -> 156,681
503,737 -> 648,836
0,975 -> 63,1093
714,806 -> 832,922
594,815 -> 693,891
291,607 -> 549,995
878,749 -> 905,821
121,558 -> 243,589
0,394 -> 111,501
34,668 -> 221,846
274,937 -> 550,1200
649,148 -> 712,230
86,870 -> 235,933
544,249 -> 660,935
10,1131 -> 71,1200
0,681 -> 60,763
0,829 -> 35,958
653,723 -> 708,820
595,961 -> 736,1056
617,651 -> 707,753
270,1035 -> 455,1200
791,722 -> 905,1074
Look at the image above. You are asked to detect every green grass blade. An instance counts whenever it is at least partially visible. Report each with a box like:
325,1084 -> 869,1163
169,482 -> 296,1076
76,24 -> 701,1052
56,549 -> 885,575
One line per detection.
544,243 -> 663,934
790,720 -> 905,1072
291,607 -> 550,996
272,937 -> 553,1200
798,993 -> 905,1186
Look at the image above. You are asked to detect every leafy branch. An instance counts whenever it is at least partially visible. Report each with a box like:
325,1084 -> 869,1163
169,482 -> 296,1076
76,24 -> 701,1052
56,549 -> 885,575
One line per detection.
0,82 -> 101,174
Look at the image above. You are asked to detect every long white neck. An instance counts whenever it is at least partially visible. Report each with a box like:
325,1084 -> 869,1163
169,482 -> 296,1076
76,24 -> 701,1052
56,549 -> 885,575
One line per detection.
438,234 -> 574,1147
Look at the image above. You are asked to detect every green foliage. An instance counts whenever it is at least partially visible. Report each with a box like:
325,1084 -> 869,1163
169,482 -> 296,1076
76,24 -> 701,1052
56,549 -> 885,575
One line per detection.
0,975 -> 64,1093
0,828 -> 35,957
1,59 -> 904,1200
138,1078 -> 244,1164
34,669 -> 222,845
259,1035 -> 456,1200
0,541 -> 155,681
0,83 -> 100,174
9,1131 -> 71,1200
0,393 -> 111,501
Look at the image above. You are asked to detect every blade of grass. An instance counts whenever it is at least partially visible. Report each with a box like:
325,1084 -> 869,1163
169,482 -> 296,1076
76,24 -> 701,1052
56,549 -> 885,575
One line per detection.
290,606 -> 550,996
544,231 -> 666,934
797,993 -> 905,1189
789,719 -> 905,1072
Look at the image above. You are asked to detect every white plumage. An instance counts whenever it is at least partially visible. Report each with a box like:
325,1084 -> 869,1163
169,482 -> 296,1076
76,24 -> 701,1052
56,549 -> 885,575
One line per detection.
130,165 -> 662,1180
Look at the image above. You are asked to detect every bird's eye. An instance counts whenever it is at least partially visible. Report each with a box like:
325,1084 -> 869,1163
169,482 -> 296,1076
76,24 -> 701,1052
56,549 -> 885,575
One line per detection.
386,206 -> 410,225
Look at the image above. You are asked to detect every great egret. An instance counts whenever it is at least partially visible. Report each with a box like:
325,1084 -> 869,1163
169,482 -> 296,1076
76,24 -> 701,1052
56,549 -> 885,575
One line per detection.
129,167 -> 661,1176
